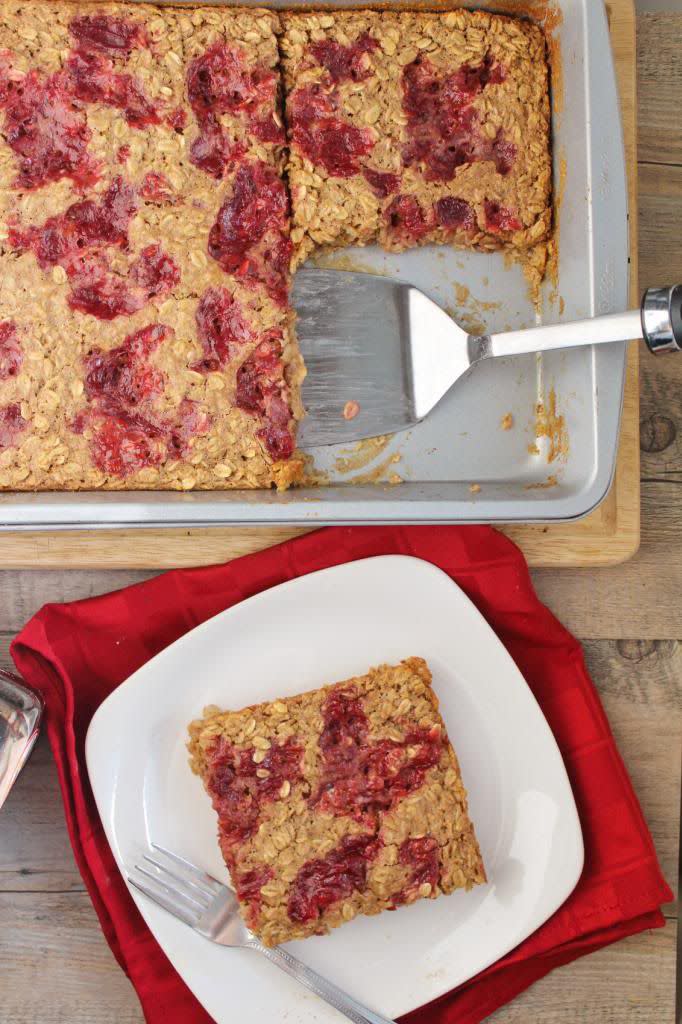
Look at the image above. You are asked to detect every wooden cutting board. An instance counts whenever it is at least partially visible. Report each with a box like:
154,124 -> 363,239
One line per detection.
0,0 -> 639,570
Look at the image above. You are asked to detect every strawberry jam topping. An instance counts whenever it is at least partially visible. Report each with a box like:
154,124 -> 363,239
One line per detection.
288,833 -> 380,924
192,287 -> 253,372
69,14 -> 148,53
402,54 -> 514,181
435,196 -> 475,232
0,402 -> 26,450
11,178 -> 179,320
117,144 -> 131,163
208,160 -> 292,306
187,43 -> 283,179
234,867 -> 273,928
309,33 -> 378,84
206,736 -> 304,846
189,118 -> 245,180
0,321 -> 23,381
289,84 -> 374,178
130,244 -> 181,297
139,172 -> 173,201
10,176 -> 137,267
235,335 -> 295,460
313,687 -> 444,822
391,836 -> 441,908
385,194 -> 433,242
66,50 -> 164,129
363,167 -> 400,198
78,324 -> 210,476
484,200 -> 522,232
0,57 -> 99,190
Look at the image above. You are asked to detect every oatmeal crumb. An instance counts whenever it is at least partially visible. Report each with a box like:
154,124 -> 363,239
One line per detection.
343,400 -> 361,420
501,413 -> 514,431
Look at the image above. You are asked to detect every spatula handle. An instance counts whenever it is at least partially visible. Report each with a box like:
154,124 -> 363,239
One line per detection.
486,286 -> 682,359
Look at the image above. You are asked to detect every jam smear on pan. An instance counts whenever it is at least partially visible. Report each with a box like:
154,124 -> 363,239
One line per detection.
0,321 -> 23,381
288,833 -> 381,924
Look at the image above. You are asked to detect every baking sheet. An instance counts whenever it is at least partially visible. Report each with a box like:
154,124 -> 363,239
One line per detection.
0,0 -> 629,528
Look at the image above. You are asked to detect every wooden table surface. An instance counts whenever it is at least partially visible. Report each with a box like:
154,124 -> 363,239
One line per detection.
1,13 -> 680,1024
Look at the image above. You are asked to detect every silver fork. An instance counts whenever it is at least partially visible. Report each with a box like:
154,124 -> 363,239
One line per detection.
128,844 -> 394,1024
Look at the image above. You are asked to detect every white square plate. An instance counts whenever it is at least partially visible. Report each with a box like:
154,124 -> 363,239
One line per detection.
86,555 -> 584,1023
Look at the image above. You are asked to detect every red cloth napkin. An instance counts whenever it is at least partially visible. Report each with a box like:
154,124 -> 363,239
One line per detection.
11,526 -> 672,1024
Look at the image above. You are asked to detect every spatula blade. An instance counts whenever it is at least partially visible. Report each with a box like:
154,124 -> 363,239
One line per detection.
292,269 -> 473,449
293,269 -> 416,448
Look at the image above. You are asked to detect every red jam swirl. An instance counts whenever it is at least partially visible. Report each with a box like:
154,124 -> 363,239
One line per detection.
0,321 -> 23,381
391,836 -> 441,907
401,54 -> 514,182
235,335 -> 296,461
206,735 -> 304,845
288,83 -> 374,179
207,160 -> 292,306
10,178 -> 179,320
186,42 -> 283,179
0,402 -> 26,450
192,286 -> 254,373
309,34 -> 378,84
287,833 -> 380,924
77,324 -> 210,476
312,687 -> 444,822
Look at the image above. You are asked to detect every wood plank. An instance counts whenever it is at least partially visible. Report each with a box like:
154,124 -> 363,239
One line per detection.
0,889 -> 674,1024
489,925 -> 676,1024
531,480 -> 681,639
0,892 -> 142,1024
2,638 -> 676,913
637,13 -> 682,166
638,163 -> 682,294
0,0 -> 641,570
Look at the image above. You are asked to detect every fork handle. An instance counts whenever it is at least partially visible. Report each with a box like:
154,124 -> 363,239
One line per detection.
250,939 -> 395,1024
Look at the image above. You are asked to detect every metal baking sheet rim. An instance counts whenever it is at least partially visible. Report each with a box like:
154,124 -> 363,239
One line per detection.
0,0 -> 629,529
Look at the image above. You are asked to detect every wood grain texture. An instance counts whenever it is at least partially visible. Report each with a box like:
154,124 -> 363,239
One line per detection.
0,0 -> 641,570
637,13 -> 682,165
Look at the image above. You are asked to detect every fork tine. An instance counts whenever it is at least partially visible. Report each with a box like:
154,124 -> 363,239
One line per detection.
128,871 -> 200,928
142,853 -> 213,905
150,843 -> 224,893
134,862 -> 210,912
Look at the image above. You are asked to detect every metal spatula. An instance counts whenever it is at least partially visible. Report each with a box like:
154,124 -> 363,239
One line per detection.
293,272 -> 681,448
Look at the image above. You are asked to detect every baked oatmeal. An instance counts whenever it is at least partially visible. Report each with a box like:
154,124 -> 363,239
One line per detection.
188,657 -> 486,945
0,1 -> 304,491
281,9 -> 551,266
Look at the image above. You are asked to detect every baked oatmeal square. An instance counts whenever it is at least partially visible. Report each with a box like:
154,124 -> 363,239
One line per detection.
188,657 -> 486,945
0,1 -> 304,492
281,9 -> 552,266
